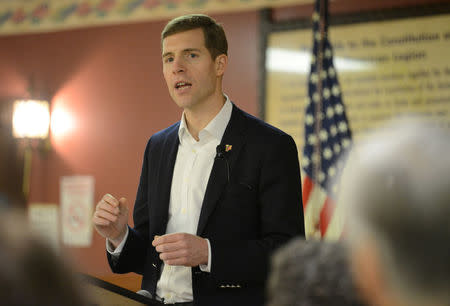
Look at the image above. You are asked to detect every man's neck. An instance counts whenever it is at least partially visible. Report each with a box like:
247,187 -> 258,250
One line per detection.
184,94 -> 226,141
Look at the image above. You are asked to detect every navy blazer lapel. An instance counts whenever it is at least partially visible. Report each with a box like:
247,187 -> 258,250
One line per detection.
197,104 -> 247,235
150,123 -> 180,235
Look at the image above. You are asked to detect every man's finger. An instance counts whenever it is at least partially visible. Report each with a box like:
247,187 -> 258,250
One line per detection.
165,259 -> 188,266
103,193 -> 119,207
95,209 -> 118,223
93,215 -> 110,226
155,241 -> 182,253
152,235 -> 167,246
160,249 -> 188,261
164,257 -> 191,267
118,197 -> 128,208
153,233 -> 186,246
96,201 -> 119,215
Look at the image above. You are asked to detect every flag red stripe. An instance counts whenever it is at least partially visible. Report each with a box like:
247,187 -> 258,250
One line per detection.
302,176 -> 314,210
319,197 -> 335,236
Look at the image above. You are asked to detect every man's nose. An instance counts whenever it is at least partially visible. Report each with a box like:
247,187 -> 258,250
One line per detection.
172,58 -> 185,74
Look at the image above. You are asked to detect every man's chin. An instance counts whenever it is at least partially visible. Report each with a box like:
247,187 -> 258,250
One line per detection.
173,98 -> 193,110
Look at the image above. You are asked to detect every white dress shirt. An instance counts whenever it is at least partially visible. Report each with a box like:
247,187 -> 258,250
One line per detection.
107,96 -> 232,304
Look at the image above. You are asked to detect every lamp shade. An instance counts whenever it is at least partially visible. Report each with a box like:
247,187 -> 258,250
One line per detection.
12,99 -> 50,139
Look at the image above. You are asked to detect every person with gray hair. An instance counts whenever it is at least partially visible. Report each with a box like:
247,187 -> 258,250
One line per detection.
341,118 -> 450,306
266,238 -> 366,306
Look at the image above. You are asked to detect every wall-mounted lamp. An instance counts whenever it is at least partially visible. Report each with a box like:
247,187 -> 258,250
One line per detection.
12,99 -> 51,202
13,99 -> 50,139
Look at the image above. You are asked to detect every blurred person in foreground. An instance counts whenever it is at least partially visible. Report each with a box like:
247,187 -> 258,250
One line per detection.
0,210 -> 88,306
341,118 -> 450,306
267,238 -> 366,306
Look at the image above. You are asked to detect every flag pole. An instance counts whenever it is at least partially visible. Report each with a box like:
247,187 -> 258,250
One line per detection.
313,0 -> 327,186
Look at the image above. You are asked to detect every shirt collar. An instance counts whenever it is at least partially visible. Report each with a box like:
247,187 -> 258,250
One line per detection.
178,94 -> 233,145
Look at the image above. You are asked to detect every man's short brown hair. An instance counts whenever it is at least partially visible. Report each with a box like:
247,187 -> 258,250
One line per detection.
161,14 -> 228,59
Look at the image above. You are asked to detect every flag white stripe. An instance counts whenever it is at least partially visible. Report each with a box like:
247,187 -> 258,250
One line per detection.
304,182 -> 327,239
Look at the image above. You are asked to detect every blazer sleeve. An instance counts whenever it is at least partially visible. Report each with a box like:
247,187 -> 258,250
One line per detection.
209,133 -> 304,284
107,139 -> 152,275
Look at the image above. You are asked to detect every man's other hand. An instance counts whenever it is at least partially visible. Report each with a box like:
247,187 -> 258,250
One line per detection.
153,233 -> 208,267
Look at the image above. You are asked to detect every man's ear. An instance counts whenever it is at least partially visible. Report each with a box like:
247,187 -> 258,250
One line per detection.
215,54 -> 228,77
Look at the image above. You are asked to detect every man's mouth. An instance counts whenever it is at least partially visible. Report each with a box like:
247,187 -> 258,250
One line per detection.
175,82 -> 192,90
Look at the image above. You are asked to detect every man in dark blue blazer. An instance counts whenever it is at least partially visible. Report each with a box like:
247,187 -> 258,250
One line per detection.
93,14 -> 304,306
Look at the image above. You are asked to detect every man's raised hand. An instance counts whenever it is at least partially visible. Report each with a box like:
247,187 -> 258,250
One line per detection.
93,194 -> 129,248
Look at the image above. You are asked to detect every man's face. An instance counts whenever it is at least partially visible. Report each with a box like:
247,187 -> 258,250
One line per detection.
162,28 -> 224,112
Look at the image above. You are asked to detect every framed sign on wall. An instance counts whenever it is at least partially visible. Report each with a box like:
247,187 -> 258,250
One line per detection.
262,5 -> 450,152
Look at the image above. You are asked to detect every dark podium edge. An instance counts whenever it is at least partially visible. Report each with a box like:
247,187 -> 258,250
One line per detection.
80,273 -> 159,305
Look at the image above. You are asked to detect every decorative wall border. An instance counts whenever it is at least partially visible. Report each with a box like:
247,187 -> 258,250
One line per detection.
0,0 -> 311,35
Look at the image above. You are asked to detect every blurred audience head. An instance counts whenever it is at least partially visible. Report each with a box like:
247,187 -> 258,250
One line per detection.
342,118 -> 450,306
267,238 -> 366,306
0,192 -> 9,209
0,210 -> 89,306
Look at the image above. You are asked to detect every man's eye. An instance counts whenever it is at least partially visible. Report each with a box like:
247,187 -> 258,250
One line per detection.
189,53 -> 198,58
164,57 -> 173,63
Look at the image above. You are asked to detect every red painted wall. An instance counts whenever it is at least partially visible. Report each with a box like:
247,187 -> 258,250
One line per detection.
0,11 -> 259,276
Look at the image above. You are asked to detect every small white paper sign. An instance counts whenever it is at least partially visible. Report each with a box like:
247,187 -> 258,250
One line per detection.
28,203 -> 59,250
60,176 -> 95,247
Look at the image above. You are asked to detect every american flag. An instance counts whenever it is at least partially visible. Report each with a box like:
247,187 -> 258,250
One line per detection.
302,0 -> 352,239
